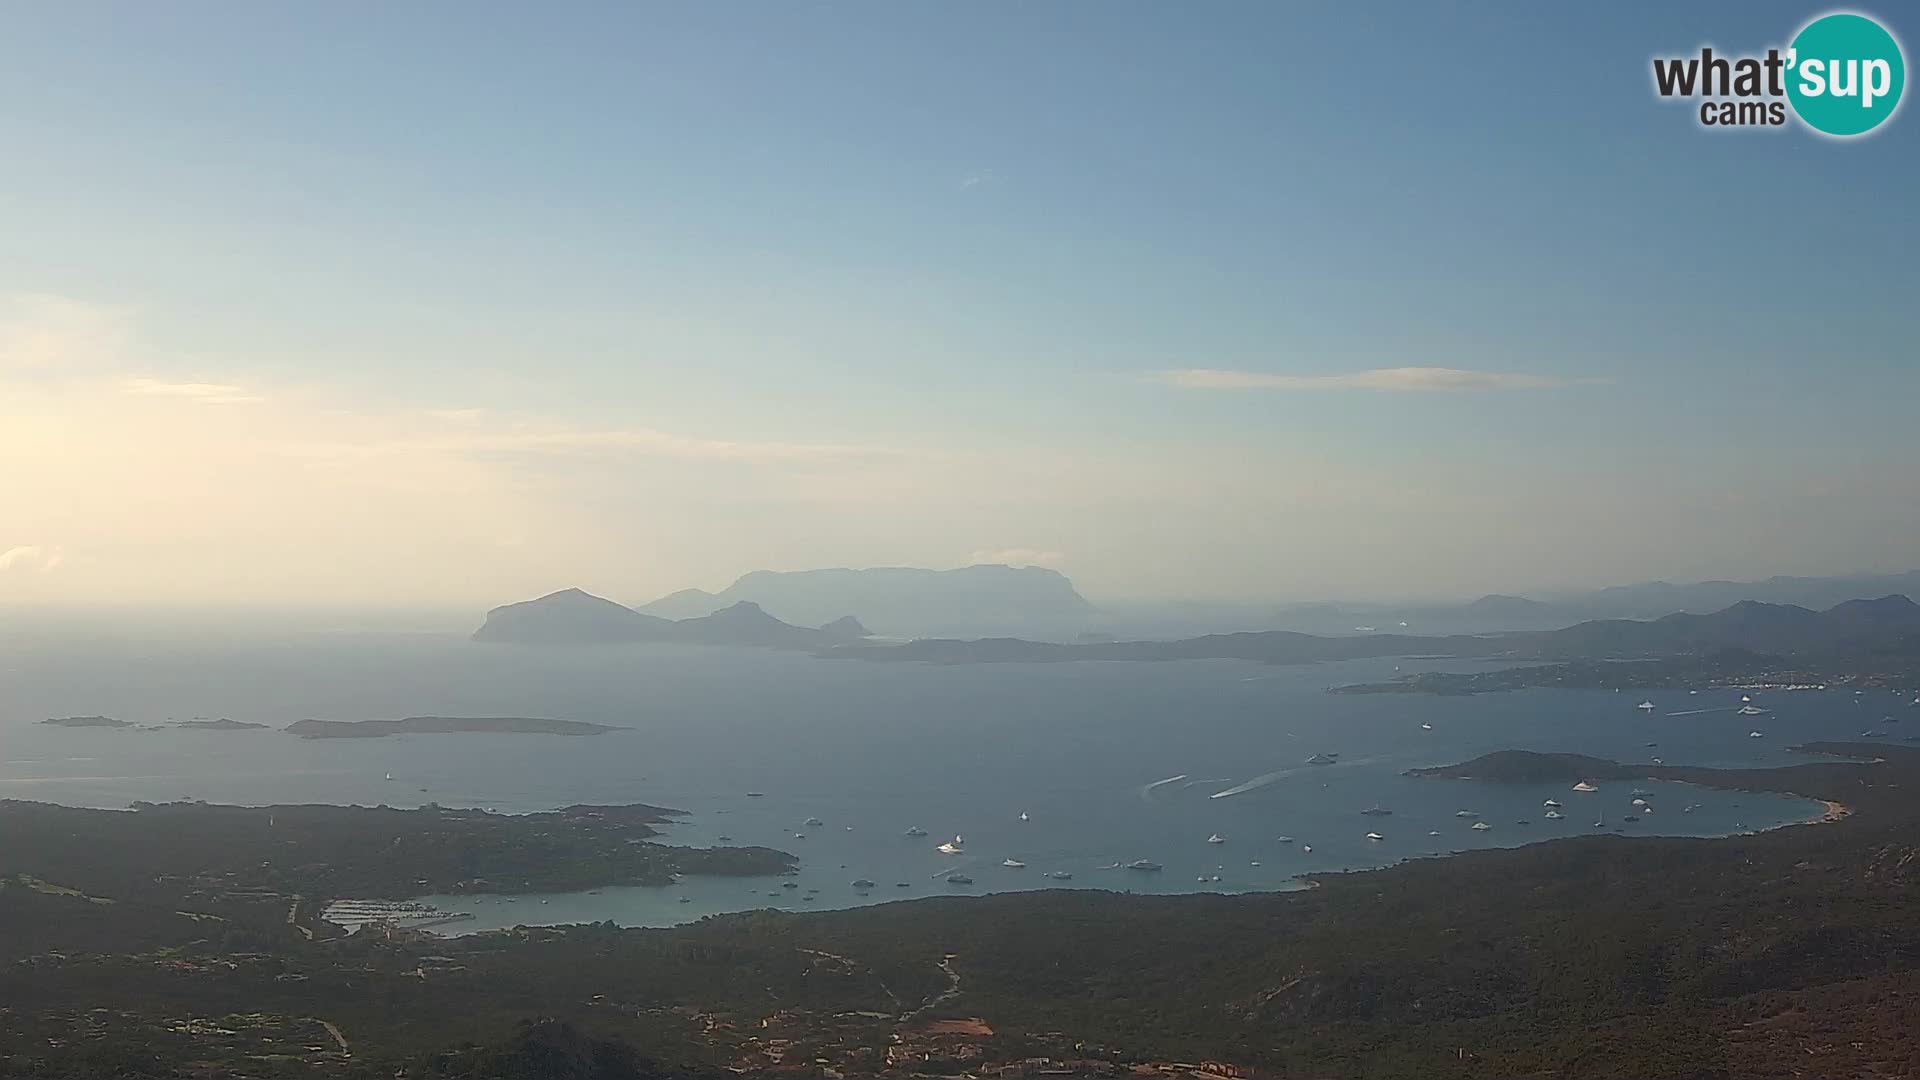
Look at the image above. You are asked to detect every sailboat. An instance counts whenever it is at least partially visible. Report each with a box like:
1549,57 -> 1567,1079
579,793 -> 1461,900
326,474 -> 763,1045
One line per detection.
1018,811 -> 1029,822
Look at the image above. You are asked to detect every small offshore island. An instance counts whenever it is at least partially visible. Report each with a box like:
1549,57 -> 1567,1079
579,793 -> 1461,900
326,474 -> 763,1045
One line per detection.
284,715 -> 619,739
38,715 -> 134,728
171,718 -> 270,731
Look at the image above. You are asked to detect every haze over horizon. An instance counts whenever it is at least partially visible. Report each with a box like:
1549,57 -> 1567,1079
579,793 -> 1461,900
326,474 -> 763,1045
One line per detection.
5,2 -> 1917,610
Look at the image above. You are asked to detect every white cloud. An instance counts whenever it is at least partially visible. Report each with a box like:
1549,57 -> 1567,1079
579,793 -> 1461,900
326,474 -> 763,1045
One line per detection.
0,545 -> 62,574
959,169 -> 999,189
1154,366 -> 1580,392
968,548 -> 1065,568
119,377 -> 264,404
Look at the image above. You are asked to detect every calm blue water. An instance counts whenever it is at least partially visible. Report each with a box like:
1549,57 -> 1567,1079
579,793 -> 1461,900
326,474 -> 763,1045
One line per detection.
2,629 -> 1891,930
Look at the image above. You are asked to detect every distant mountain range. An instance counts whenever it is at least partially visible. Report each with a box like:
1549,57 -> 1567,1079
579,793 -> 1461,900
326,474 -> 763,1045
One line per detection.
634,564 -> 1092,635
471,588 -> 870,648
1574,571 -> 1920,618
1528,594 -> 1920,659
829,595 -> 1920,666
1240,571 -> 1920,636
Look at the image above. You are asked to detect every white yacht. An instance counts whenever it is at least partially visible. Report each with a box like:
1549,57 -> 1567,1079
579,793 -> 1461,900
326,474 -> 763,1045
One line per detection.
1002,858 -> 1027,869
1018,811 -> 1029,822
1737,705 -> 1767,716
1276,835 -> 1295,843
1542,799 -> 1562,808
1573,781 -> 1599,792
904,826 -> 928,837
1125,859 -> 1163,871
935,838 -> 964,855
1364,832 -> 1384,841
1636,700 -> 1656,711
1544,810 -> 1564,820
1455,809 -> 1479,818
1749,730 -> 1765,738
1301,845 -> 1313,853
1206,833 -> 1226,844
1471,821 -> 1492,831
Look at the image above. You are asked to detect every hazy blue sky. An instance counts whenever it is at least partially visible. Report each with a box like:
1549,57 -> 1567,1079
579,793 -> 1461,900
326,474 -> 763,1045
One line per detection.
2,3 -> 1915,608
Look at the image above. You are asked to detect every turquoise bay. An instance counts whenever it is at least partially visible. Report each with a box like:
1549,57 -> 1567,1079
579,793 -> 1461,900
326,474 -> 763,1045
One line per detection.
2,630 -> 1863,930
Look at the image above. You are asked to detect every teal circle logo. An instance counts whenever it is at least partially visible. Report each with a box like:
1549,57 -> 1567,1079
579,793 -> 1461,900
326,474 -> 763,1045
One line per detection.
1786,12 -> 1906,136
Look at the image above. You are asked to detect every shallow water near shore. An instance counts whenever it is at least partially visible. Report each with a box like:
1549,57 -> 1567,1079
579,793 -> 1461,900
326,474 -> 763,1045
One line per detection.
3,629 -> 1882,929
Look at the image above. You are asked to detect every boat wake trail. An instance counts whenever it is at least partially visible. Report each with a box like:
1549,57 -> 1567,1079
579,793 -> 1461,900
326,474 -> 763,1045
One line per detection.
1209,757 -> 1378,799
1209,768 -> 1302,799
1139,774 -> 1188,802
1664,707 -> 1733,717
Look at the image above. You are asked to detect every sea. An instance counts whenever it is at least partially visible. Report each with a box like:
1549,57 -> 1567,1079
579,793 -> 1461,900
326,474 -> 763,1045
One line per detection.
4,626 -> 1898,932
